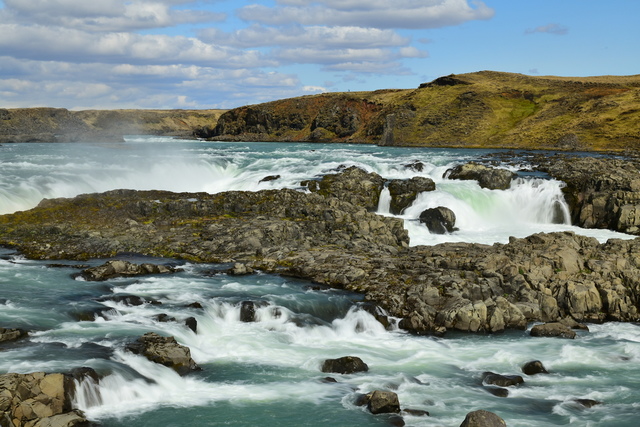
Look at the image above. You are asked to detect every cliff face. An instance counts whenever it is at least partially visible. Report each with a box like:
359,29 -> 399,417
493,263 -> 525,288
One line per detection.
200,71 -> 640,151
0,108 -> 226,143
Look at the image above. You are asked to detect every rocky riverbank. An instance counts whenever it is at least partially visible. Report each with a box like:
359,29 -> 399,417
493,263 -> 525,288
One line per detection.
1,156 -> 639,336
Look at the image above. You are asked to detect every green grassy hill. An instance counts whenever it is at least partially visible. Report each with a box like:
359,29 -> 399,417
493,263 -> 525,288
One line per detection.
200,71 -> 640,151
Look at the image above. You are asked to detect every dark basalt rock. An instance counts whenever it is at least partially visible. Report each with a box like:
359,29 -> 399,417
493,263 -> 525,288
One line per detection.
460,409 -> 506,427
419,206 -> 457,234
126,332 -> 200,375
184,316 -> 198,333
484,386 -> 509,398
530,322 -> 577,339
78,260 -> 179,281
388,176 -> 436,214
572,398 -> 602,408
321,356 -> 369,374
239,301 -> 258,323
303,166 -> 385,211
444,162 -> 516,190
522,360 -> 549,375
96,294 -> 162,306
482,372 -> 524,387
259,175 -> 281,183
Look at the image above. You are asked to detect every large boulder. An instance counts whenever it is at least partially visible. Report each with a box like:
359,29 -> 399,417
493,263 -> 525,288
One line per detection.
126,332 -> 200,375
0,372 -> 90,427
419,207 -> 457,234
321,356 -> 369,374
387,177 -> 436,214
530,322 -> 577,339
366,390 -> 400,415
78,260 -> 179,281
460,410 -> 506,427
302,166 -> 385,211
444,162 -> 516,190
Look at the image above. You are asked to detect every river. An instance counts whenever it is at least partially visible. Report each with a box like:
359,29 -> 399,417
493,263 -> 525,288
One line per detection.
1,137 -> 638,426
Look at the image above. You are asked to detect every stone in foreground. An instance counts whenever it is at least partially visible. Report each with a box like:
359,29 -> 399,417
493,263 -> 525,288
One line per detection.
321,356 -> 369,374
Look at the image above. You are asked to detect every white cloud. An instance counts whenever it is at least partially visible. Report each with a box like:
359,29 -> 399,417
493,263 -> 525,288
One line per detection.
525,23 -> 569,36
238,0 -> 494,29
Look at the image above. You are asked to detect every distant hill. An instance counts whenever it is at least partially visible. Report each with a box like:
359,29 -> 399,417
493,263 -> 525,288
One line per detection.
0,108 -> 226,143
197,71 -> 640,152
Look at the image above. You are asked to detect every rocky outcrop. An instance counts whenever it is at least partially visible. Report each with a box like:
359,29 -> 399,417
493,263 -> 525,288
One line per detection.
387,177 -> 436,214
321,357 -> 369,375
419,207 -> 457,234
460,410 -> 506,427
538,155 -> 640,235
0,372 -> 90,427
0,328 -> 28,344
78,260 -> 179,281
302,166 -> 385,211
126,332 -> 200,375
444,162 -> 516,190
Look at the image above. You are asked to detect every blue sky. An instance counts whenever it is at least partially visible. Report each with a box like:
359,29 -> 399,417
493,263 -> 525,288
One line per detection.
0,0 -> 638,110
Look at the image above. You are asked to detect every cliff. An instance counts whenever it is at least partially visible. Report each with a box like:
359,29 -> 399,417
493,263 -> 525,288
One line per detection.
198,71 -> 640,151
0,108 -> 226,143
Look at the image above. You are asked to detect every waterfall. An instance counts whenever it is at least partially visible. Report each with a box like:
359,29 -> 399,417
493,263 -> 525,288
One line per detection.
377,187 -> 391,214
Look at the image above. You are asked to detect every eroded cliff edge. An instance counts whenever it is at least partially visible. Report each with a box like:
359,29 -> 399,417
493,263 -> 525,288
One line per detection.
1,157 -> 639,335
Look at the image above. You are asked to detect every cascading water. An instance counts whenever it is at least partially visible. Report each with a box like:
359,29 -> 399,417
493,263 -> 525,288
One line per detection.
2,138 -> 639,426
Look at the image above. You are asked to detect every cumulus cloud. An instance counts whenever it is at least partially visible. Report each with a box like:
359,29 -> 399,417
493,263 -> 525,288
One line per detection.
525,23 -> 569,36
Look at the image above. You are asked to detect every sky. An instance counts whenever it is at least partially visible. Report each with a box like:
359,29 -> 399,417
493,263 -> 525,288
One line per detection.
0,0 -> 638,110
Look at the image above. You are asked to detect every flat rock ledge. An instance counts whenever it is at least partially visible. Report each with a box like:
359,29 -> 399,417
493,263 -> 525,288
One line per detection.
0,372 -> 91,427
78,260 -> 179,281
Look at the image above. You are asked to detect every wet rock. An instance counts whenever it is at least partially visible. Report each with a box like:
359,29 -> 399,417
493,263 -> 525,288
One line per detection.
184,317 -> 197,333
403,160 -> 425,172
484,386 -> 509,398
522,360 -> 549,375
366,390 -> 400,414
226,263 -> 254,276
387,177 -> 436,214
259,175 -> 281,183
403,408 -> 430,417
419,207 -> 457,234
0,371 -> 90,427
78,260 -> 179,281
96,294 -> 161,306
482,372 -> 524,387
445,162 -> 516,190
530,322 -> 577,339
239,301 -> 258,323
0,327 -> 28,343
460,409 -> 506,427
126,332 -> 200,375
154,313 -> 177,323
572,398 -> 602,408
321,356 -> 369,374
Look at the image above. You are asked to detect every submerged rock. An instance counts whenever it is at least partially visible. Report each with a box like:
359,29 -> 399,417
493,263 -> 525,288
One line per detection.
321,356 -> 369,374
0,327 -> 28,343
482,372 -> 524,387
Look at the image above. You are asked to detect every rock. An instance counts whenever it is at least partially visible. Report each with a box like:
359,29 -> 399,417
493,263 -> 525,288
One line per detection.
419,207 -> 457,234
184,317 -> 197,333
484,386 -> 509,397
126,332 -> 200,375
239,301 -> 258,323
0,372 -> 90,427
96,294 -> 161,306
321,356 -> 369,374
366,390 -> 400,414
0,327 -> 28,343
388,177 -> 436,214
530,322 -> 577,339
444,162 -> 516,190
259,175 -> 281,183
403,408 -> 430,416
460,410 -> 507,427
482,372 -> 524,387
403,160 -> 425,172
572,398 -> 602,408
303,166 -> 385,211
522,360 -> 549,375
227,263 -> 254,275
78,260 -> 179,281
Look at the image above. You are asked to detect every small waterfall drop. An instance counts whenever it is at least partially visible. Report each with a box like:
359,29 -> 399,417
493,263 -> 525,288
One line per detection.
377,187 -> 392,214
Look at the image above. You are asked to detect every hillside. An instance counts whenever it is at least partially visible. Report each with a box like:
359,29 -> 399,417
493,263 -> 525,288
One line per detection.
0,108 -> 226,143
197,71 -> 640,151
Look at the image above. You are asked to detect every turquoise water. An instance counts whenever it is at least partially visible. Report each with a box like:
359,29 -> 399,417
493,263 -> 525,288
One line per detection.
1,138 -> 639,426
